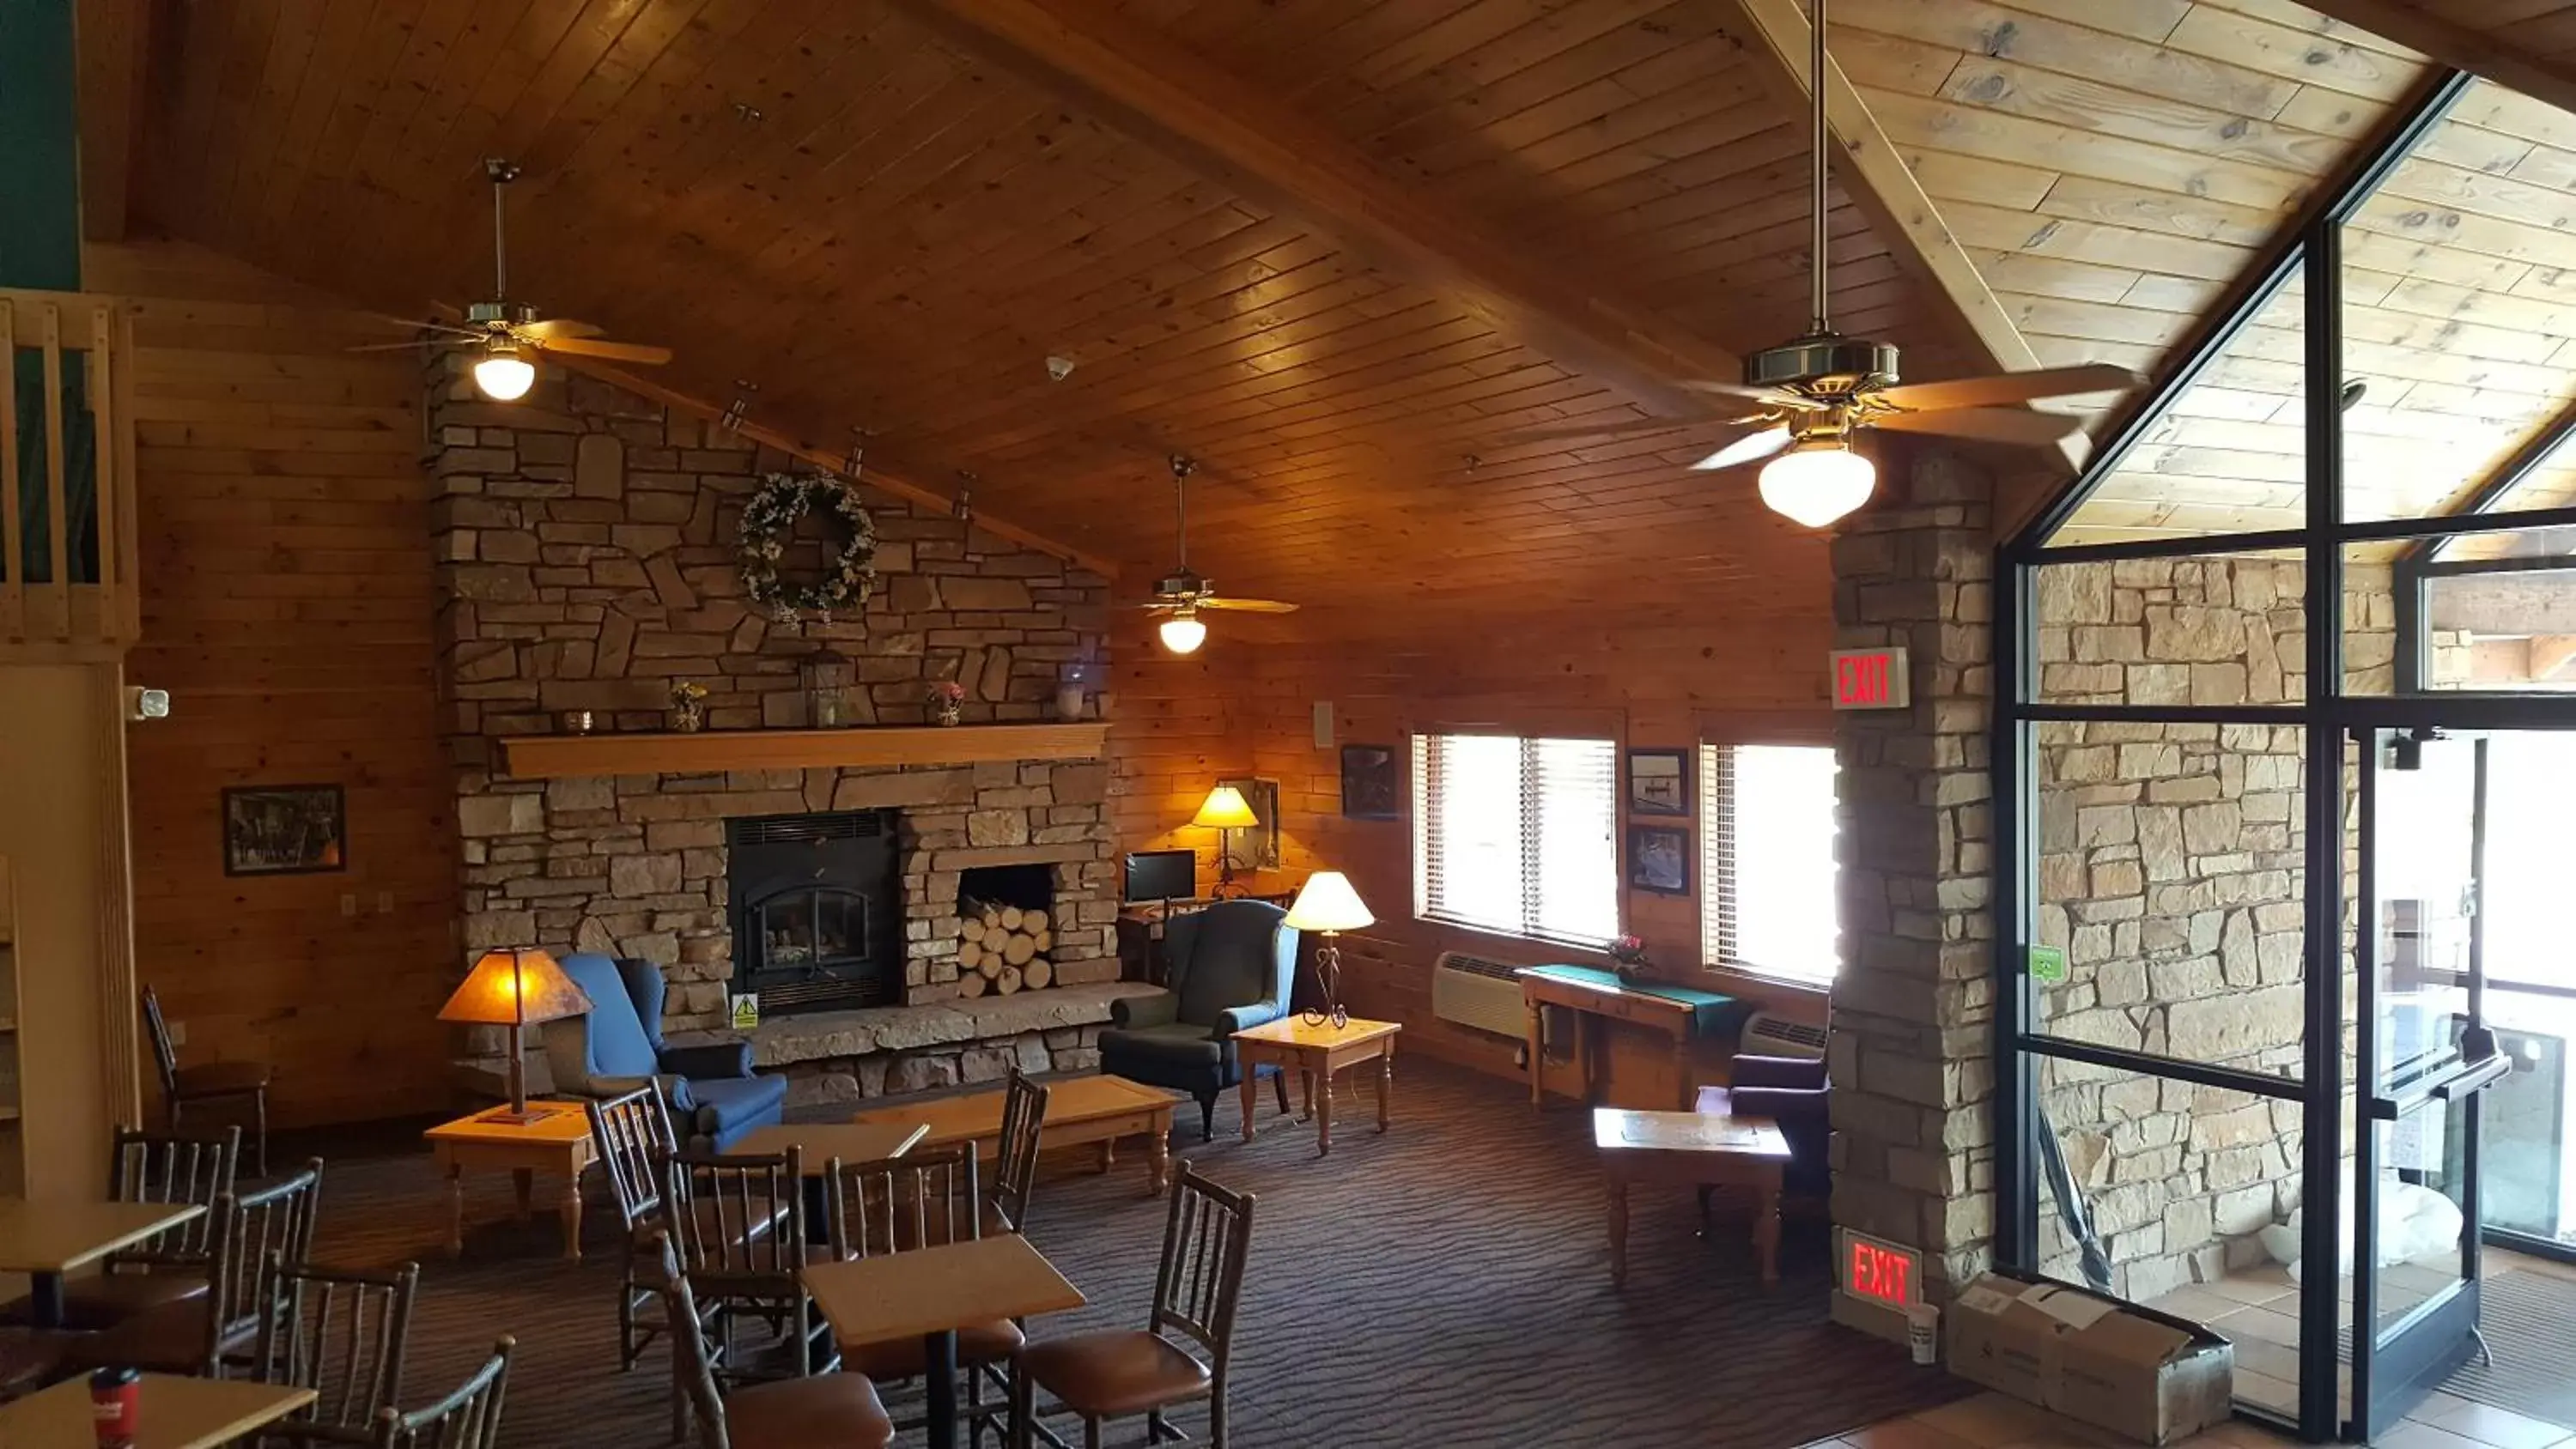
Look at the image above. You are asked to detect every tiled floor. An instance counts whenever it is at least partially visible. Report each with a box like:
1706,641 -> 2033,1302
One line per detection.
1801,1252 -> 2576,1448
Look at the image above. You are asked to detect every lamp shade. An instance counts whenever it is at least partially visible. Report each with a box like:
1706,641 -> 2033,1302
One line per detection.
1285,870 -> 1375,933
438,947 -> 592,1028
1192,784 -> 1261,830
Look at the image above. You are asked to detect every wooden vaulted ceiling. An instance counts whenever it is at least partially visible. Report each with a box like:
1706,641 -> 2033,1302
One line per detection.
100,0 -> 2567,615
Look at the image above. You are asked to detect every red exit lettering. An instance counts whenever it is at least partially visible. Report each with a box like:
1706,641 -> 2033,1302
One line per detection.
1830,647 -> 1910,711
1849,1240 -> 1915,1307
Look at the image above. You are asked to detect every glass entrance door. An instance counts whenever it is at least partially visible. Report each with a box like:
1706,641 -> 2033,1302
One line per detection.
2352,730 -> 2512,1436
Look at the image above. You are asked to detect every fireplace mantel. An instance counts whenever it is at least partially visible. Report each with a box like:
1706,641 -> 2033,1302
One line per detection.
496,723 -> 1110,779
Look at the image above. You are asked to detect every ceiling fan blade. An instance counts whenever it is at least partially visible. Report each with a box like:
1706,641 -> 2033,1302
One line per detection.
366,311 -> 483,340
1198,597 -> 1299,613
1873,363 -> 2142,412
1689,426 -> 1793,471
1494,416 -> 1737,446
532,336 -> 673,365
344,338 -> 465,354
1679,379 -> 1825,410
519,317 -> 605,341
1872,406 -> 2087,446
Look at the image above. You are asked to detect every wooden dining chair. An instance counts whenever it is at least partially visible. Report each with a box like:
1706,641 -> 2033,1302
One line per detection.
585,1086 -> 680,1371
368,1337 -> 512,1449
143,985 -> 275,1176
253,1258 -> 418,1445
823,1143 -> 1018,1445
990,1069 -> 1051,1235
72,1159 -> 324,1379
653,1232 -> 894,1449
2,1124 -> 240,1329
663,1144 -> 822,1435
1014,1161 -> 1255,1449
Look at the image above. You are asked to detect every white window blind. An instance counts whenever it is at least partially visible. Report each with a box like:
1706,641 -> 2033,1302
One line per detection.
1700,742 -> 1841,985
1413,733 -> 1619,948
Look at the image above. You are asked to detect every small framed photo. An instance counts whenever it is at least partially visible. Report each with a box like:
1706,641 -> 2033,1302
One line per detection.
1626,748 -> 1691,818
222,785 -> 348,876
1340,744 -> 1402,820
1627,824 -> 1692,896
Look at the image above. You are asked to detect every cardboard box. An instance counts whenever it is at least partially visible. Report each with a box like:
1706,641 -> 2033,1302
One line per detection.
1946,1270 -> 2233,1446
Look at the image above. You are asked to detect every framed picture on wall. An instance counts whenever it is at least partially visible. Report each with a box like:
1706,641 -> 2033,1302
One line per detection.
222,785 -> 347,876
1216,776 -> 1283,870
1626,748 -> 1691,817
1340,743 -> 1402,819
1627,824 -> 1691,896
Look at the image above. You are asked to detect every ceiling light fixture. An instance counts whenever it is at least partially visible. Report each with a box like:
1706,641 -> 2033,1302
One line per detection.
472,339 -> 536,402
1158,610 -> 1208,655
1758,435 -> 1875,529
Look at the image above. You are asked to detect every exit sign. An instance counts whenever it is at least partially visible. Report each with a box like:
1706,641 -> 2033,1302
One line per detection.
1838,1228 -> 1923,1310
1831,646 -> 1911,710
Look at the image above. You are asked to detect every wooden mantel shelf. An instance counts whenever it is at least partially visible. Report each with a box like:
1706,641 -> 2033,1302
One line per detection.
497,723 -> 1110,779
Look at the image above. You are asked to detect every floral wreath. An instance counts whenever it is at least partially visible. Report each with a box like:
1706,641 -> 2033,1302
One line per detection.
738,471 -> 877,625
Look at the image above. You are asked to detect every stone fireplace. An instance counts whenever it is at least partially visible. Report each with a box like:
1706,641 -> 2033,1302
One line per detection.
429,361 -> 1127,1065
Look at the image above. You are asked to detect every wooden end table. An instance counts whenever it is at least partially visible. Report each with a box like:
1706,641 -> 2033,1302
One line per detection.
850,1075 -> 1182,1193
1230,1016 -> 1400,1156
1594,1106 -> 1790,1289
423,1101 -> 598,1261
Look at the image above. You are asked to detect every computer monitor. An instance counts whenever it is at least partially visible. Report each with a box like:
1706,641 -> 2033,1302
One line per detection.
1122,848 -> 1197,905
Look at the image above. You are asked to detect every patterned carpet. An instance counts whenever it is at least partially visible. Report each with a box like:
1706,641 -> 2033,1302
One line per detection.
283,1058 -> 1965,1448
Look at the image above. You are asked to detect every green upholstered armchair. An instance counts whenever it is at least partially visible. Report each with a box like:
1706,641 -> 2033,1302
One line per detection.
1097,900 -> 1299,1139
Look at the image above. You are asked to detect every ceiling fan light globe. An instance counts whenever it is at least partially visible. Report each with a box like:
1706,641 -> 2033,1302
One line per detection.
1157,614 -> 1209,655
472,351 -> 537,402
1758,440 -> 1875,529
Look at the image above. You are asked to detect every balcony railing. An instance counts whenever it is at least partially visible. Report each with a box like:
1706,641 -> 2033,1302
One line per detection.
2,289 -> 138,651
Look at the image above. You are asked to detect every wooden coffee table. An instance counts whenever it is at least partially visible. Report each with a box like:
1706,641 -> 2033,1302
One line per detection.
424,1101 -> 598,1261
0,1372 -> 313,1448
1231,1016 -> 1400,1156
850,1075 -> 1182,1193
1594,1107 -> 1791,1289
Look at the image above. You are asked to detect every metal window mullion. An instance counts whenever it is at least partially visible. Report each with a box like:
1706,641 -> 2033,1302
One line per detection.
1519,737 -> 1544,939
1996,549 -> 2040,1270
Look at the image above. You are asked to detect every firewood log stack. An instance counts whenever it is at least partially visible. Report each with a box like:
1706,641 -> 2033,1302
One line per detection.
954,900 -> 1056,997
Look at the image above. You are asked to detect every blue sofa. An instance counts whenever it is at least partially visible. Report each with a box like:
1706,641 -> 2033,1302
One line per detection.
541,955 -> 786,1152
1097,900 -> 1298,1140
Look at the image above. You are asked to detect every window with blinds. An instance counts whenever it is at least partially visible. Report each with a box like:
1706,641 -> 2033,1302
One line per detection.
1700,742 -> 1841,985
1412,733 -> 1619,948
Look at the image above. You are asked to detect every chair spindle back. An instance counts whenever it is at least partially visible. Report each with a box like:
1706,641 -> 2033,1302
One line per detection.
106,1124 -> 241,1261
991,1069 -> 1050,1233
1150,1161 -> 1255,1376
824,1143 -> 980,1260
257,1258 -> 418,1440
647,1232 -> 733,1449
221,1161 -> 325,1332
664,1148 -> 803,1279
584,1087 -> 675,1233
139,985 -> 183,1100
369,1337 -> 513,1449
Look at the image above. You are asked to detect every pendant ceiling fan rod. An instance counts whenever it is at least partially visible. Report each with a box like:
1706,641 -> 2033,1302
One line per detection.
485,158 -> 521,301
1807,0 -> 1831,337
1170,455 -> 1194,571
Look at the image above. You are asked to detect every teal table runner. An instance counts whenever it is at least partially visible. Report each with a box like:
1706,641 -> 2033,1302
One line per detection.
1516,964 -> 1747,1037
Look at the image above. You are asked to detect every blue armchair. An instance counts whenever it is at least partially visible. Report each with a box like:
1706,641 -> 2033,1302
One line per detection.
1097,900 -> 1298,1140
540,955 -> 786,1152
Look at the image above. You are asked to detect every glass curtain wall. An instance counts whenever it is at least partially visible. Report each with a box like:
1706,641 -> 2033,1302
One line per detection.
1997,68 -> 2576,1443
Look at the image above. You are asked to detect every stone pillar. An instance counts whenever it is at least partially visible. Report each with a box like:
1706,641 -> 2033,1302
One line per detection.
1827,446 -> 1997,1328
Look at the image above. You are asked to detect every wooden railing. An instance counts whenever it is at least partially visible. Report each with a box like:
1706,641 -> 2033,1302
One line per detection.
1,288 -> 138,651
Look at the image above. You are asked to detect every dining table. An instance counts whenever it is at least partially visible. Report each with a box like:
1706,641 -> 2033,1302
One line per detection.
0,1372 -> 315,1448
802,1233 -> 1085,1449
0,1197 -> 207,1329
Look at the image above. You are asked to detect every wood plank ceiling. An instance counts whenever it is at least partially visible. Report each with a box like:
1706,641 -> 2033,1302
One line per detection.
122,0 -> 2518,613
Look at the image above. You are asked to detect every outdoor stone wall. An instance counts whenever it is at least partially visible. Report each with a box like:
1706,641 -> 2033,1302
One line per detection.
1828,448 -> 1998,1313
428,361 -> 1117,1030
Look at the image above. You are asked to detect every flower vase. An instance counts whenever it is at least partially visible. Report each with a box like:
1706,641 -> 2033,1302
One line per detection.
671,700 -> 705,733
933,699 -> 963,727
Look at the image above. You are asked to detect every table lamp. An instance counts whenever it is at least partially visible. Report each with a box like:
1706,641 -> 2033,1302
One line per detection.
439,947 -> 592,1123
1285,870 -> 1374,1028
1193,784 -> 1261,899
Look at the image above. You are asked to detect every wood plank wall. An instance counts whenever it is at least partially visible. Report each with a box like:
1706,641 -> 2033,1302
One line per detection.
1108,579 -> 1839,1096
94,239 -> 460,1129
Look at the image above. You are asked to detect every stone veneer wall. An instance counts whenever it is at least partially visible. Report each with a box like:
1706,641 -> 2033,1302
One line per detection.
428,362 -> 1118,1030
1828,450 -> 2000,1309
2026,555 -> 2465,1300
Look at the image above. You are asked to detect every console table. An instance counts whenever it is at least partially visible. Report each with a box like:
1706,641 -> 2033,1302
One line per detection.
1517,965 -> 1747,1112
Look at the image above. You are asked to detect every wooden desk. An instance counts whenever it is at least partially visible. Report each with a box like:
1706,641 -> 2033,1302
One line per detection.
423,1102 -> 598,1261
1518,965 -> 1743,1111
850,1075 -> 1181,1193
804,1234 -> 1084,1449
1593,1107 -> 1791,1289
0,1372 -> 314,1448
1230,1016 -> 1400,1156
0,1197 -> 204,1328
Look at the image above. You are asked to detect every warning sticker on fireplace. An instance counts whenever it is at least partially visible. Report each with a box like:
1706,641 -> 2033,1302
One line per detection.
732,994 -> 762,1030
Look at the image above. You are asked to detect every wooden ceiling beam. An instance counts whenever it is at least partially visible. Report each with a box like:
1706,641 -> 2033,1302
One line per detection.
2295,0 -> 2576,120
1719,0 -> 2088,493
548,355 -> 1121,581
70,0 -> 150,242
892,0 -> 1743,420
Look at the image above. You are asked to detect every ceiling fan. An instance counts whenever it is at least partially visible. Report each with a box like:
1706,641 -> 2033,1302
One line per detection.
1131,455 -> 1298,654
1504,0 -> 2141,528
352,159 -> 672,401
